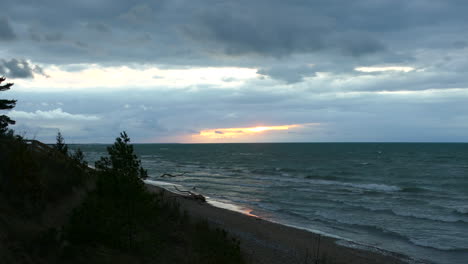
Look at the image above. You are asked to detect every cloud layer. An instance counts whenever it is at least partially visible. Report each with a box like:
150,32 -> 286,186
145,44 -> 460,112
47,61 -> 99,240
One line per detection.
9,108 -> 99,121
0,59 -> 47,79
1,0 -> 468,142
0,17 -> 16,41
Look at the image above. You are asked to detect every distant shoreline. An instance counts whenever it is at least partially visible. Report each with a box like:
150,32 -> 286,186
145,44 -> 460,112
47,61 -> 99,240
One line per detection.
145,183 -> 416,264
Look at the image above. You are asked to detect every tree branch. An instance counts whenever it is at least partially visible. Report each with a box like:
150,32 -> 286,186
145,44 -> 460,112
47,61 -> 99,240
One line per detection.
173,186 -> 206,203
160,172 -> 187,178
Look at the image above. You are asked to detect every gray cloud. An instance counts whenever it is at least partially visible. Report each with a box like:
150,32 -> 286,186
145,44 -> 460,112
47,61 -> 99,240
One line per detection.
0,0 -> 441,63
182,2 -> 387,58
332,32 -> 386,57
119,4 -> 156,24
2,0 -> 468,142
0,59 -> 48,79
86,22 -> 111,33
1,0 -> 466,74
44,32 -> 63,42
9,85 -> 468,143
0,17 -> 16,41
257,65 -> 316,83
9,108 -> 99,121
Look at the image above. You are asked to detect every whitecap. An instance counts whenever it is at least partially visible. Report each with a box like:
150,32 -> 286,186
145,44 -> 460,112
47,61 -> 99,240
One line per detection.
307,179 -> 401,192
454,206 -> 468,215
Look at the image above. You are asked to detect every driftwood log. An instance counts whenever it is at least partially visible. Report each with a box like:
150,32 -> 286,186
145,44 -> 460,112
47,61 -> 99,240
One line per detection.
160,172 -> 187,178
173,186 -> 206,203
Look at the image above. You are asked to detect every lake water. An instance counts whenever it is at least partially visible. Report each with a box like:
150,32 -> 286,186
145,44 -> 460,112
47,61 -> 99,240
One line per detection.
74,143 -> 468,264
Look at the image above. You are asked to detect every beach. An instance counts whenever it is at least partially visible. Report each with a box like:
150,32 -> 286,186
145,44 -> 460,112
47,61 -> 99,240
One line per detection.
146,184 -> 411,264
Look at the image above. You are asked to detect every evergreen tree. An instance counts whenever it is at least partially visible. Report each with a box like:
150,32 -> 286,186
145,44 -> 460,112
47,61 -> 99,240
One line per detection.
95,131 -> 148,180
87,132 -> 149,249
54,131 -> 68,155
0,77 -> 16,134
71,148 -> 87,167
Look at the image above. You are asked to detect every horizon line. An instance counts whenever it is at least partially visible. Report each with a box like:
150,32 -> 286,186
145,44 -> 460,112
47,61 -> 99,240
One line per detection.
61,141 -> 468,145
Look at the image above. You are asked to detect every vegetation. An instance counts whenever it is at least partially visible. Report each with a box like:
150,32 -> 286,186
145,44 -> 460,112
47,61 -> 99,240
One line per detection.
0,136 -> 89,215
0,77 -> 16,135
63,132 -> 244,263
0,132 -> 92,264
70,147 -> 87,167
53,131 -> 68,155
0,129 -> 244,263
53,131 -> 87,167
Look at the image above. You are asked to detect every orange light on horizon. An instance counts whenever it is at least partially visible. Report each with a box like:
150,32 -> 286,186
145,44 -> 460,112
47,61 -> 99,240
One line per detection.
193,124 -> 310,140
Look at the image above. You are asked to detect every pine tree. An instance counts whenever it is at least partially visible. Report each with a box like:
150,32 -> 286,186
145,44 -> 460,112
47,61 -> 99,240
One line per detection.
95,131 -> 148,180
54,131 -> 68,155
0,77 -> 16,134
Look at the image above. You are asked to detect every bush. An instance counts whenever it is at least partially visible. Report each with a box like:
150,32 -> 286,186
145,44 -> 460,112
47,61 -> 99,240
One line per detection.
64,132 -> 245,263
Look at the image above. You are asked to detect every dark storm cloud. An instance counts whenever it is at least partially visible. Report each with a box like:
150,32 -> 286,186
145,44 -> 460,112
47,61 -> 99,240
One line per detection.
4,0 -> 462,63
0,59 -> 48,79
0,17 -> 16,41
1,0 -> 467,76
182,1 -> 387,58
182,10 -> 328,57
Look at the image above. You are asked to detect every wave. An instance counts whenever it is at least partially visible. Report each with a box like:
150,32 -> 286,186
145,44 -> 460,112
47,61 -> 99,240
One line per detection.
275,167 -> 300,173
316,211 -> 412,241
274,208 -> 310,220
304,174 -> 340,181
234,152 -> 263,156
306,179 -> 401,192
229,168 -> 247,173
401,187 -> 430,193
453,206 -> 468,215
391,209 -> 468,224
317,212 -> 467,252
336,202 -> 468,224
250,169 -> 274,175
249,175 -> 308,185
353,183 -> 401,192
409,238 -> 468,251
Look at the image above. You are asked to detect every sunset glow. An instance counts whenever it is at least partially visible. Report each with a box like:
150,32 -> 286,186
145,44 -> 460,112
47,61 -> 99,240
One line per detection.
193,124 -> 311,141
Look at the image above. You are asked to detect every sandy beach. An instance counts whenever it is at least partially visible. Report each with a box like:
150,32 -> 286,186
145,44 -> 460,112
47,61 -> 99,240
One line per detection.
146,184 -> 412,264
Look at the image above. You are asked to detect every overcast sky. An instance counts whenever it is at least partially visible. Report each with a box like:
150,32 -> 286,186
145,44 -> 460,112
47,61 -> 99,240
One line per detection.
1,0 -> 468,143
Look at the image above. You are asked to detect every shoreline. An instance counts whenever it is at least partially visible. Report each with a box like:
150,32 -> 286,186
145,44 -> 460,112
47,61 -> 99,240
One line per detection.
145,183 -> 417,264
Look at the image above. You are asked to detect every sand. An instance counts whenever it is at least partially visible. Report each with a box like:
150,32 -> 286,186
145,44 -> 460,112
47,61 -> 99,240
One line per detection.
146,184 -> 412,264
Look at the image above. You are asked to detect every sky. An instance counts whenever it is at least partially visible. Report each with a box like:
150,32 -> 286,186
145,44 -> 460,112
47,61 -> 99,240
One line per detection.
1,0 -> 468,143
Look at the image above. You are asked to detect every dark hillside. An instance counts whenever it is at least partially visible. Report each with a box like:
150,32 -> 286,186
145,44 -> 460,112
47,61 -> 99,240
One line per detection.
0,136 -> 91,263
0,134 -> 244,264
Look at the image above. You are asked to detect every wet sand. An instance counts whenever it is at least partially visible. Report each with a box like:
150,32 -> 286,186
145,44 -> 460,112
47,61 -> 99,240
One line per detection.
146,184 -> 412,264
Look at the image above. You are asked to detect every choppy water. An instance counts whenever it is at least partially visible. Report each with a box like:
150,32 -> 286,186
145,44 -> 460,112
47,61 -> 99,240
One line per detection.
74,143 -> 468,264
